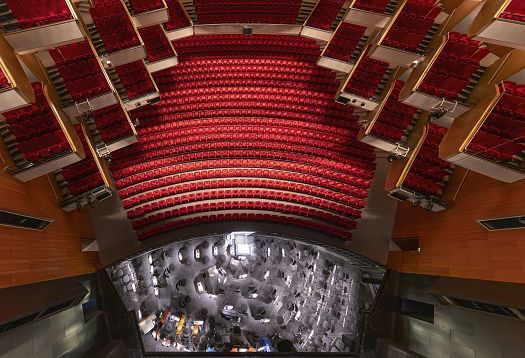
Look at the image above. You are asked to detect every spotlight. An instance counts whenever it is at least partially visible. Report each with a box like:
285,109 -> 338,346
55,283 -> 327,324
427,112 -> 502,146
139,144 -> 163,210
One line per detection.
213,246 -> 219,256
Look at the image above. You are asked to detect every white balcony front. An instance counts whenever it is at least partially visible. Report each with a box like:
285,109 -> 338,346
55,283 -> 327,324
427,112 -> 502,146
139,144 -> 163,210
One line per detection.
132,7 -> 169,28
3,19 -> 85,54
344,8 -> 391,29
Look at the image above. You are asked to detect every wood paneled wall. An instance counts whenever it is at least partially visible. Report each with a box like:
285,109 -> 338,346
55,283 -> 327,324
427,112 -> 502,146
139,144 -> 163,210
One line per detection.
388,171 -> 525,284
0,172 -> 100,289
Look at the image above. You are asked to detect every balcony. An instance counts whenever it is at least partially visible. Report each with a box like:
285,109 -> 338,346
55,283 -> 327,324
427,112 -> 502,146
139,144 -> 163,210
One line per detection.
385,118 -> 457,212
399,32 -> 498,127
1,83 -> 86,182
368,0 -> 481,68
317,22 -> 376,73
0,34 -> 34,112
1,0 -> 85,54
470,0 -> 525,49
344,0 -> 404,29
335,45 -> 400,111
126,0 -> 169,28
440,80 -> 525,183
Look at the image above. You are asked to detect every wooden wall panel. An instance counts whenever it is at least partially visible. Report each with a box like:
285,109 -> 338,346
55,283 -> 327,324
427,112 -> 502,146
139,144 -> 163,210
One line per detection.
388,170 -> 525,284
0,172 -> 100,289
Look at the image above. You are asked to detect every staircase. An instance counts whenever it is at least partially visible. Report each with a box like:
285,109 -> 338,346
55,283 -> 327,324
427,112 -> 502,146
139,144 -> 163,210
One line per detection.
46,67 -> 74,106
0,0 -> 19,32
105,67 -> 128,101
86,23 -> 107,55
374,68 -> 395,99
297,0 -> 317,24
181,0 -> 198,23
0,120 -> 29,168
331,1 -> 350,31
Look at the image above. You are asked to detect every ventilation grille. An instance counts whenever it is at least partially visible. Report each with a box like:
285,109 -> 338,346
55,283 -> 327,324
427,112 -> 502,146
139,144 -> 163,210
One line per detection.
478,215 -> 525,231
0,210 -> 53,231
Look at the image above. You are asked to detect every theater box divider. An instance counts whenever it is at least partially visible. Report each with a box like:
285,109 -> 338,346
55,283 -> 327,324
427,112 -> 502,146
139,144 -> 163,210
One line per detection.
470,0 -> 525,50
0,34 -> 35,112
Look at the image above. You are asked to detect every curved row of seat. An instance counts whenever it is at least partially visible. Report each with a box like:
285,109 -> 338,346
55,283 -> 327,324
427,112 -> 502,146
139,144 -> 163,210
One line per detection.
121,176 -> 367,209
112,152 -> 373,193
136,117 -> 355,139
132,200 -> 358,231
111,36 -> 375,240
137,213 -> 353,241
117,165 -> 370,200
127,187 -> 363,219
111,139 -> 373,173
171,35 -> 321,61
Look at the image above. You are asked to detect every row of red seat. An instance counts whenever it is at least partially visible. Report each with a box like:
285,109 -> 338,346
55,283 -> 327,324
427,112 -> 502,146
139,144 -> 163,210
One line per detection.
138,25 -> 175,63
118,167 -> 370,204
128,0 -> 163,14
121,175 -> 367,209
112,140 -> 373,174
419,32 -> 490,101
114,61 -> 156,99
3,83 -> 70,163
193,0 -> 301,24
137,213 -> 353,241
323,23 -> 367,63
352,0 -> 392,14
92,104 -> 134,144
164,0 -> 192,30
60,125 -> 104,196
112,36 -> 374,241
469,81 -> 525,163
4,0 -> 72,30
50,40 -> 110,101
344,52 -> 390,99
112,153 -> 374,190
382,0 -> 441,53
127,188 -> 363,220
500,0 -> 525,23
403,124 -> 452,196
90,0 -> 140,53
171,35 -> 321,61
305,0 -> 346,30
135,117 -> 354,139
137,123 -> 352,147
132,200 -> 357,230
370,80 -> 418,143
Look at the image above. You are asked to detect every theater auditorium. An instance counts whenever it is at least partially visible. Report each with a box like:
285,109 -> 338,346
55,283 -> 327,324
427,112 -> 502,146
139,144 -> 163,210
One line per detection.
0,0 -> 524,356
